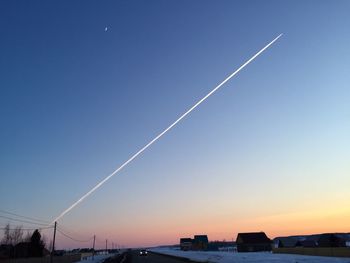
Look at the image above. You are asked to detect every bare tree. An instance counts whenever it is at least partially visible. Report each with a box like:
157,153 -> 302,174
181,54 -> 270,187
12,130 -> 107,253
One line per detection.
11,226 -> 23,245
1,223 -> 12,245
0,224 -> 25,245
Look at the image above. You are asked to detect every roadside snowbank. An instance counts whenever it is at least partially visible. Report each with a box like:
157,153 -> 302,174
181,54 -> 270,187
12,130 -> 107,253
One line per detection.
150,247 -> 350,263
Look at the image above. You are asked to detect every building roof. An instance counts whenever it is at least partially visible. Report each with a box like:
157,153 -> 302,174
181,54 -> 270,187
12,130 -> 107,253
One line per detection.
236,232 -> 271,244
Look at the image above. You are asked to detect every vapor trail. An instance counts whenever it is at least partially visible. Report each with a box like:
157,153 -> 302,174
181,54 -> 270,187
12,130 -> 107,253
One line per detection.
51,34 -> 283,224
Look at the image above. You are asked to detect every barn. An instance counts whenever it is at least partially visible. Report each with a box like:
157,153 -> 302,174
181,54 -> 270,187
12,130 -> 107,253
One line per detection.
236,232 -> 271,252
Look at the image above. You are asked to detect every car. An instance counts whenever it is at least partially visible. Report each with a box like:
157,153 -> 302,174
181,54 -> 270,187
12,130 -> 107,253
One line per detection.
139,249 -> 148,256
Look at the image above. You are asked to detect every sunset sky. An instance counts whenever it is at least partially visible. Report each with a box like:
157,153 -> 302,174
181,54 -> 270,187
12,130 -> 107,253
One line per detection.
0,1 -> 349,249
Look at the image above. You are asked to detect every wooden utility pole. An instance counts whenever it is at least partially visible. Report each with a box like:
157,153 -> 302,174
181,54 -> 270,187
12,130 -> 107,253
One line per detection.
50,221 -> 57,263
92,235 -> 96,260
105,239 -> 108,254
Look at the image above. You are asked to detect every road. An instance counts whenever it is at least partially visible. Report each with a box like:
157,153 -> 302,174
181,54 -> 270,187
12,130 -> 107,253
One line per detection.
123,250 -> 194,263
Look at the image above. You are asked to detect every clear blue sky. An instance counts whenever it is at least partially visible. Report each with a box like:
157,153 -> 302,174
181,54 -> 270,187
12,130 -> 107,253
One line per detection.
1,1 -> 349,248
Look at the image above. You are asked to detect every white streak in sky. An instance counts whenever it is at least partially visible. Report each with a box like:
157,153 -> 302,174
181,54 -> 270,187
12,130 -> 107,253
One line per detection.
51,34 -> 283,224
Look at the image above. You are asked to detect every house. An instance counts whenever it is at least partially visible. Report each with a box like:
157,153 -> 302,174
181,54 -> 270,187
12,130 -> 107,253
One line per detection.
236,232 -> 271,252
192,235 -> 208,251
317,234 -> 346,247
180,238 -> 192,251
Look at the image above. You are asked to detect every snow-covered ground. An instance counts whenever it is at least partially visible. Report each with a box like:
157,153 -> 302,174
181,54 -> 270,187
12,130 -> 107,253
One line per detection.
150,247 -> 350,263
75,253 -> 115,263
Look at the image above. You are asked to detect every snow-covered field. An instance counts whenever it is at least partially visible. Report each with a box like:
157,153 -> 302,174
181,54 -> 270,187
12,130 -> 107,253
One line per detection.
150,247 -> 350,263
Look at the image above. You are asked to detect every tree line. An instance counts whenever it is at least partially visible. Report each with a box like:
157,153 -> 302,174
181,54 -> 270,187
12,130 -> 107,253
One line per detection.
0,223 -> 48,258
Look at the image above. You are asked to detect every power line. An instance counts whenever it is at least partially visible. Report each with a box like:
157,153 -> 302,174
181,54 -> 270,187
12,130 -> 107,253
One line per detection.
57,224 -> 94,241
57,227 -> 94,243
0,226 -> 53,231
95,237 -> 107,244
0,215 -> 49,226
0,209 -> 50,224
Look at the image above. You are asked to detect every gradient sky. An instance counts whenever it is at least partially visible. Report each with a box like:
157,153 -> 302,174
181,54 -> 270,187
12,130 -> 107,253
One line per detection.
1,0 -> 349,249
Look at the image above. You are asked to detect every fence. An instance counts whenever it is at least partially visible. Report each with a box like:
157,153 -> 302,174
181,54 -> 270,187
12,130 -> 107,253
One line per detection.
273,247 -> 350,257
0,254 -> 82,263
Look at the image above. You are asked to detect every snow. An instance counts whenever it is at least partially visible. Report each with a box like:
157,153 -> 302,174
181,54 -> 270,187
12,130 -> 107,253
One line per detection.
150,247 -> 350,263
75,253 -> 115,263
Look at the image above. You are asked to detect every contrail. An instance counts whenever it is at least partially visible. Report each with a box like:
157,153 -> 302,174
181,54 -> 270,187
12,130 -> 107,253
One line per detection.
51,33 -> 283,224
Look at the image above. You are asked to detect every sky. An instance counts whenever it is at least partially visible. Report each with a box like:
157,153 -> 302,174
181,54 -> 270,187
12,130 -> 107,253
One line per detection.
0,0 -> 349,249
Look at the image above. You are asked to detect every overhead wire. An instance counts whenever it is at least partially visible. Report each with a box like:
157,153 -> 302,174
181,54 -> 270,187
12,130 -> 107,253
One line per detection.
0,215 -> 50,226
0,210 -> 100,245
57,227 -> 94,243
57,224 -> 94,242
0,209 -> 50,224
0,225 -> 53,231
95,237 -> 107,244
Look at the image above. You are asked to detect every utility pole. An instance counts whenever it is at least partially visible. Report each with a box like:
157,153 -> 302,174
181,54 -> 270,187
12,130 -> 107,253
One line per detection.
92,235 -> 96,260
105,239 -> 108,254
50,221 -> 57,263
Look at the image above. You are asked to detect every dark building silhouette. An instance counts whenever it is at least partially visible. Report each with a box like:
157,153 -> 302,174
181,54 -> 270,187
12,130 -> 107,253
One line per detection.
275,237 -> 298,248
318,234 -> 346,247
192,235 -> 209,251
180,238 -> 192,251
236,232 -> 271,252
295,239 -> 318,248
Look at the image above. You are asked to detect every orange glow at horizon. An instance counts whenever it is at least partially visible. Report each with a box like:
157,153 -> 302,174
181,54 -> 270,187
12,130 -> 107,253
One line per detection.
55,200 -> 350,249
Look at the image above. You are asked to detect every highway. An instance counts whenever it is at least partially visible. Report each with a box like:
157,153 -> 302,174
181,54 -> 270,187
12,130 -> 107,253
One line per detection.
106,250 -> 193,263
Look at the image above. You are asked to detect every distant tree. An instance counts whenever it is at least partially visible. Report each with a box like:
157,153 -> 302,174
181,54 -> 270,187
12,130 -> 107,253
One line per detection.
11,226 -> 23,245
1,223 -> 11,245
29,230 -> 44,257
1,224 -> 24,245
